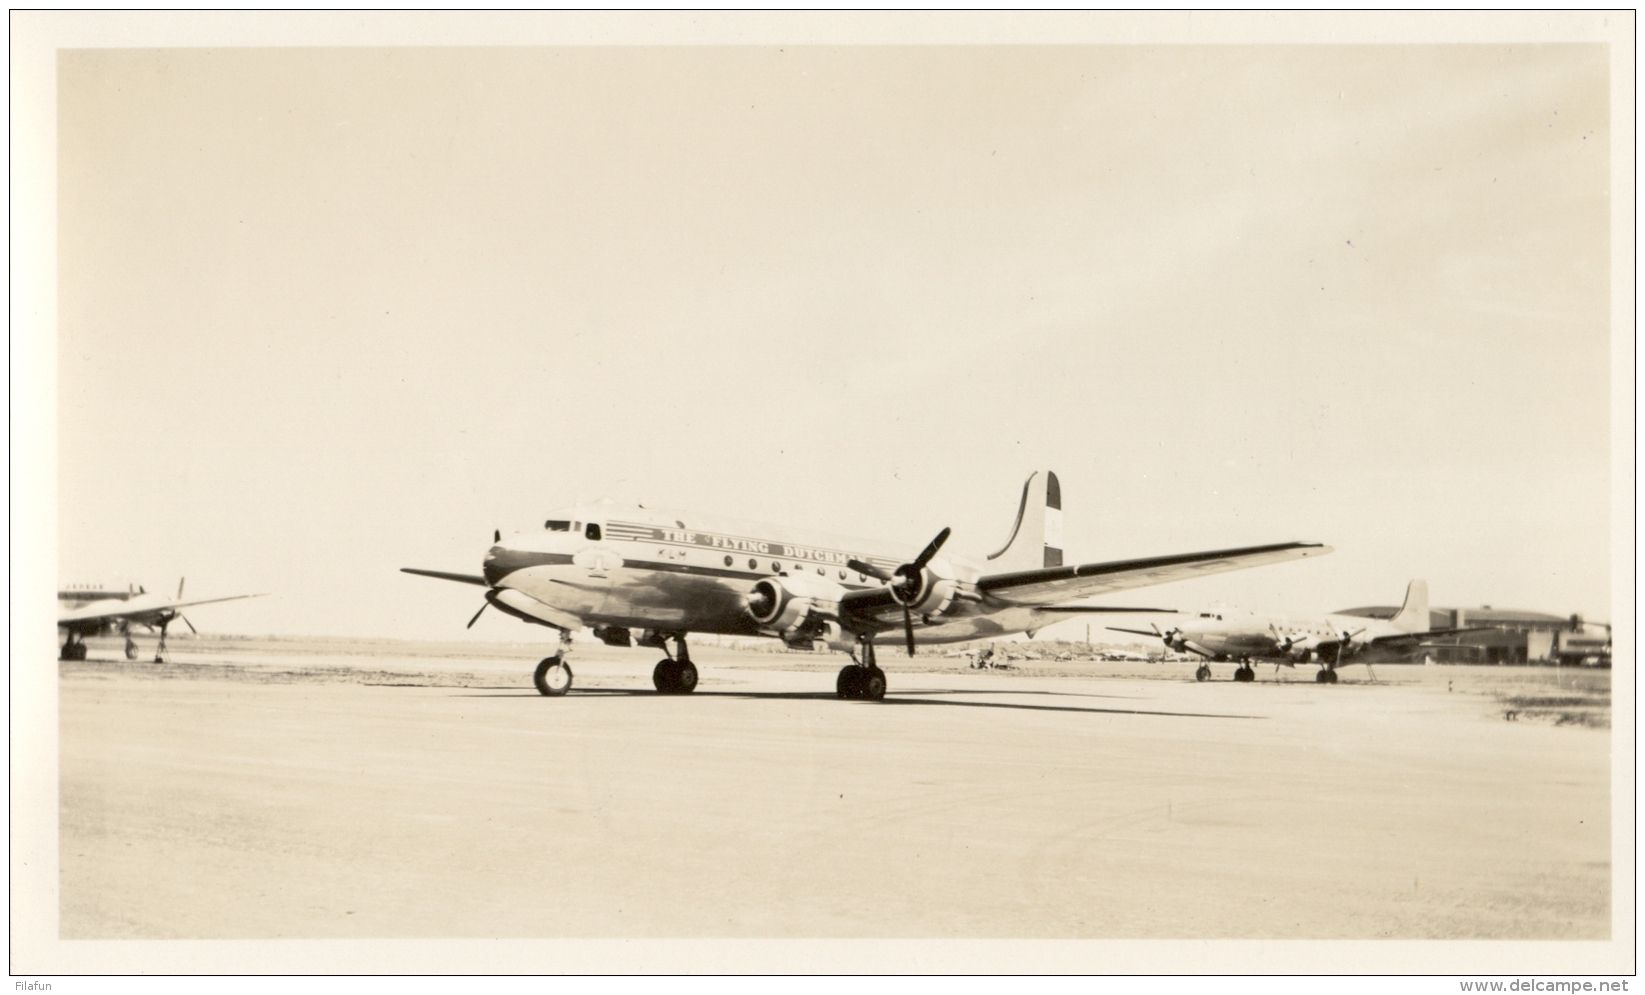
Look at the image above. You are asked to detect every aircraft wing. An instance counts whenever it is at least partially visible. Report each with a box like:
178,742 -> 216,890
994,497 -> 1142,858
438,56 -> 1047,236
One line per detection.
975,542 -> 1332,607
58,592 -> 265,625
1030,605 -> 1178,614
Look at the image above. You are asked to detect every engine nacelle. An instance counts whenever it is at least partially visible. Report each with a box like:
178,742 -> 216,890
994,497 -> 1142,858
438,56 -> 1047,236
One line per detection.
591,625 -> 632,647
745,572 -> 845,641
890,567 -> 958,618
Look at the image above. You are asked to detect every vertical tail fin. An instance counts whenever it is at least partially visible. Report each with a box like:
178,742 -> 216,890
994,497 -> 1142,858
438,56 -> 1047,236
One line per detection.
986,471 -> 1063,573
1390,579 -> 1429,633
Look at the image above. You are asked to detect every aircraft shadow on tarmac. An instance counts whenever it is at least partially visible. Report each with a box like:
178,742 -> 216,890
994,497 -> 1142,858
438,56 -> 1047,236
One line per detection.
450,685 -> 1264,720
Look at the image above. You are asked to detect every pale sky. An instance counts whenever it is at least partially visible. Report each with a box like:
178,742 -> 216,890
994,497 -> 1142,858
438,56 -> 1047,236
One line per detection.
43,32 -> 1620,641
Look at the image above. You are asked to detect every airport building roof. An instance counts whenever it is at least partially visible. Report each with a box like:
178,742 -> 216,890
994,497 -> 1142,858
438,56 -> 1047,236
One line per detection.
1337,606 -> 1576,627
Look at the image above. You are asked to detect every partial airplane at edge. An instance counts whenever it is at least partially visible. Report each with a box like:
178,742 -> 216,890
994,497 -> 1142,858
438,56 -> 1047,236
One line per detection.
404,471 -> 1332,700
1110,579 -> 1480,684
58,580 -> 265,663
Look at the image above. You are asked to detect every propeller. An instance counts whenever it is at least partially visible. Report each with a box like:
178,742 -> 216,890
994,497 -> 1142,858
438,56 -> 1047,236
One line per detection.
1268,623 -> 1314,658
180,614 -> 198,635
847,527 -> 952,657
1107,622 -> 1188,654
467,601 -> 489,629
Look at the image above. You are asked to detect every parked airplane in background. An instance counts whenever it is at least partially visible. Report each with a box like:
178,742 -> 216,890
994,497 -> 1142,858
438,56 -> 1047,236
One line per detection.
1109,579 -> 1476,683
57,580 -> 264,662
404,471 -> 1331,700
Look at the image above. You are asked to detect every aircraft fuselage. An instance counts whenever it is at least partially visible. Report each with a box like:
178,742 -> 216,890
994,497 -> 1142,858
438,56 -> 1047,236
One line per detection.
484,504 -> 1047,646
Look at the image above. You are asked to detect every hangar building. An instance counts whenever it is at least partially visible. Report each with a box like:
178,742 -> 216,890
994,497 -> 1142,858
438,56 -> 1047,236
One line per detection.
1336,605 -> 1611,666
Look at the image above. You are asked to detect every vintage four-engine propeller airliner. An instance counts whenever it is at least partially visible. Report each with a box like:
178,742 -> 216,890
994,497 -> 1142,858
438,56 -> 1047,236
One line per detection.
58,579 -> 265,663
404,471 -> 1331,700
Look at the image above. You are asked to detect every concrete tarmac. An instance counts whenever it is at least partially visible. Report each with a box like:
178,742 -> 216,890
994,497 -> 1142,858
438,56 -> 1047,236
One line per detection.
58,641 -> 1610,939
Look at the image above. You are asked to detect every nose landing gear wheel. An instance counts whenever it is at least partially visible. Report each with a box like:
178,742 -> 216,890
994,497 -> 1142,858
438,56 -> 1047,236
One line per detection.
1194,664 -> 1212,682
534,656 -> 573,696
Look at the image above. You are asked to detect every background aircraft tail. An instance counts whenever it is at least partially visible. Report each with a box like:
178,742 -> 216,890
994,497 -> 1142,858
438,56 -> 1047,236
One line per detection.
986,471 -> 1063,573
1390,579 -> 1429,632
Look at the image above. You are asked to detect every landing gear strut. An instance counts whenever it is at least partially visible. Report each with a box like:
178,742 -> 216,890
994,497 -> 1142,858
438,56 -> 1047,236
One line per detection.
533,628 -> 575,696
837,635 -> 887,701
154,620 -> 171,664
652,633 -> 698,694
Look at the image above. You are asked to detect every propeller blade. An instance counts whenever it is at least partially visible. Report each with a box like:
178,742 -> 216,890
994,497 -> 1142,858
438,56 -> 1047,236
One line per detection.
911,527 -> 952,571
903,605 -> 916,656
467,602 -> 489,629
177,577 -> 186,599
847,558 -> 894,583
180,613 -> 197,635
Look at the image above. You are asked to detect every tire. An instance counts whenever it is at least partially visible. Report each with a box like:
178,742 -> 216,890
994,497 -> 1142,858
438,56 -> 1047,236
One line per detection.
1234,666 -> 1254,683
653,660 -> 678,693
1326,669 -> 1339,684
836,665 -> 863,699
1315,669 -> 1330,684
124,642 -> 138,661
674,661 -> 698,694
534,656 -> 573,696
1195,665 -> 1211,682
861,667 -> 887,701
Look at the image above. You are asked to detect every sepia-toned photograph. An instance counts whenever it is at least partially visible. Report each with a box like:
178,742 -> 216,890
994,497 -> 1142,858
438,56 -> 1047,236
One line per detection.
11,10 -> 1634,981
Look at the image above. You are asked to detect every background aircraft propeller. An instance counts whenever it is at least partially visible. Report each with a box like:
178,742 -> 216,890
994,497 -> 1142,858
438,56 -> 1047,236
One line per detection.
1107,621 -> 1190,655
848,526 -> 951,657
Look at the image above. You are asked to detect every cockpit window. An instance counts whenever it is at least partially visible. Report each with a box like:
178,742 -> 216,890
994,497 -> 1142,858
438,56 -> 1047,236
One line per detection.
545,520 -> 571,532
585,522 -> 602,540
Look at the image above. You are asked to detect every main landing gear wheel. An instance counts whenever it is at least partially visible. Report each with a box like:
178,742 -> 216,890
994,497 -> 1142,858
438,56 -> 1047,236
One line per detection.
836,665 -> 886,701
653,660 -> 699,694
534,656 -> 573,696
1315,669 -> 1338,684
60,641 -> 87,662
124,637 -> 138,661
1233,665 -> 1255,683
1194,664 -> 1212,682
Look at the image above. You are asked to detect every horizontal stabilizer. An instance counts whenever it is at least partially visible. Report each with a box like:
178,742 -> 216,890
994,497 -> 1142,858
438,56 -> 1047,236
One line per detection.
401,568 -> 489,587
1369,626 -> 1494,647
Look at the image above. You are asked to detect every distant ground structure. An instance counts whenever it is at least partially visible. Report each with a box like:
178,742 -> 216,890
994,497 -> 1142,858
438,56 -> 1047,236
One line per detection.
1336,605 -> 1611,666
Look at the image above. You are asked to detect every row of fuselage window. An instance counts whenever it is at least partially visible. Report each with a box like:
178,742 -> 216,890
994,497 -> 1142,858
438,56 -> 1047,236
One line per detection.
549,517 -> 872,584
